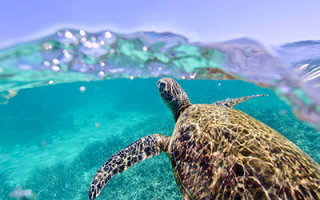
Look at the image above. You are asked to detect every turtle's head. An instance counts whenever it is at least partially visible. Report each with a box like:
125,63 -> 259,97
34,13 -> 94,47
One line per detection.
157,78 -> 191,121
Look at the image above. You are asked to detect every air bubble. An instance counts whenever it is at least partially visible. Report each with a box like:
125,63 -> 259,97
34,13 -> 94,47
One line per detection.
80,86 -> 86,92
99,71 -> 105,77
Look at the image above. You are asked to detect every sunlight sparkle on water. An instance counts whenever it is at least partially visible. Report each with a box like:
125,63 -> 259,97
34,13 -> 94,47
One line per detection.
79,30 -> 86,36
189,73 -> 197,79
105,31 -> 112,39
84,41 -> 92,48
43,61 -> 50,66
81,37 -> 87,43
52,66 -> 60,71
65,31 -> 73,39
42,43 -> 52,50
92,42 -> 99,48
63,50 -> 71,58
52,59 -> 60,65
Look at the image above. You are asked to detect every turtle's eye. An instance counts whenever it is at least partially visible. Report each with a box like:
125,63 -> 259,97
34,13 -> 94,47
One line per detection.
159,82 -> 166,92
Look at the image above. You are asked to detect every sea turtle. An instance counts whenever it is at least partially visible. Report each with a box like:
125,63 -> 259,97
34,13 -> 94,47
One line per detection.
88,78 -> 320,200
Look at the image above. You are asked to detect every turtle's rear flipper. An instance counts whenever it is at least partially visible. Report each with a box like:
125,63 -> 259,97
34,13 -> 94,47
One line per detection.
212,94 -> 268,108
88,134 -> 169,200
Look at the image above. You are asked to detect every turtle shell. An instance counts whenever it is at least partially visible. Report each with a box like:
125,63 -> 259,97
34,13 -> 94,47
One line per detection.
167,104 -> 320,200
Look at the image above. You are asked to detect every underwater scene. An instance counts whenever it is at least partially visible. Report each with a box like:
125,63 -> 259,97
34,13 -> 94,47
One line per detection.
0,29 -> 320,200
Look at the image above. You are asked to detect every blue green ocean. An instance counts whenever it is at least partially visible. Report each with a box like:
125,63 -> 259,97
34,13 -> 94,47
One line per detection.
0,30 -> 319,199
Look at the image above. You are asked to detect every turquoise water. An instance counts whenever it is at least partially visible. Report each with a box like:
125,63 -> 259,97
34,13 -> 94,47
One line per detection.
0,29 -> 320,199
1,79 -> 319,199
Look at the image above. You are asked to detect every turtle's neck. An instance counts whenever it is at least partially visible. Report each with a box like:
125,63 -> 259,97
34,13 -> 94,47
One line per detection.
174,103 -> 192,122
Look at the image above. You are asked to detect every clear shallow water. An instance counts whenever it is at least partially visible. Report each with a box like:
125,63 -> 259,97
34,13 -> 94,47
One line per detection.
0,79 -> 319,200
0,29 -> 320,200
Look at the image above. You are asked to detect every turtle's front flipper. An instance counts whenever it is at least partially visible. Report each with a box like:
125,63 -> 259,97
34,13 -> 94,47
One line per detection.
88,134 -> 169,200
212,94 -> 268,108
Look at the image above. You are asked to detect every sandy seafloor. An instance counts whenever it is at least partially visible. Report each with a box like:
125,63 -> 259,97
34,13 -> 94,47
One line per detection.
0,78 -> 319,200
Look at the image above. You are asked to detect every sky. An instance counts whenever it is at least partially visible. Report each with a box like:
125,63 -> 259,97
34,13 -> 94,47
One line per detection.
0,0 -> 319,48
